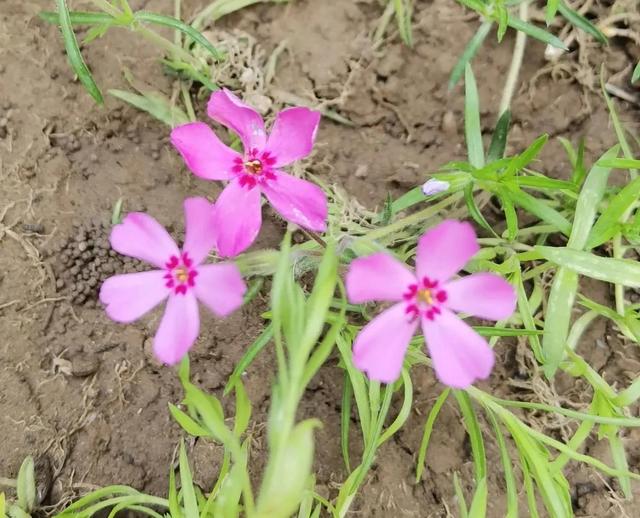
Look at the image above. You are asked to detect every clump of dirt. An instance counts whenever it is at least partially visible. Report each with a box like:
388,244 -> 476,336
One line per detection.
46,221 -> 144,307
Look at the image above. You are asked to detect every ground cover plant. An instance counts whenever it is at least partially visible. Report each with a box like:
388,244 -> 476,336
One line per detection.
1,0 -> 640,516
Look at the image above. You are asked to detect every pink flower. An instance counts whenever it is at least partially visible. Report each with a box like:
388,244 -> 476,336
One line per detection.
345,220 -> 516,388
99,197 -> 247,365
170,89 -> 328,257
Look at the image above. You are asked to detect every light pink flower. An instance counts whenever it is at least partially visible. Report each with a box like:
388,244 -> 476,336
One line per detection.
345,220 -> 516,388
99,197 -> 247,365
170,89 -> 328,257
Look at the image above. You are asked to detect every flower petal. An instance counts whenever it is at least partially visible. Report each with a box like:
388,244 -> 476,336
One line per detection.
110,213 -> 179,268
213,180 -> 262,257
266,107 -> 321,167
153,292 -> 200,365
207,89 -> 266,151
195,263 -> 246,317
262,172 -> 327,232
422,309 -> 494,389
183,197 -> 216,265
352,303 -> 418,383
416,220 -> 479,282
170,122 -> 240,180
346,253 -> 416,304
445,273 -> 516,321
99,270 -> 168,323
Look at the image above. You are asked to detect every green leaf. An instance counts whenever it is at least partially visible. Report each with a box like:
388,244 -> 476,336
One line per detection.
224,324 -> 273,395
487,413 -> 518,517
473,326 -> 541,337
496,5 -> 508,42
468,477 -> 487,517
416,388 -> 451,483
108,89 -> 189,127
0,493 -> 5,518
378,369 -> 413,445
633,62 -> 640,83
487,109 -> 511,162
213,442 -> 248,517
464,183 -> 494,234
515,176 -> 575,191
558,1 -> 607,44
393,0 -> 413,46
546,0 -> 559,24
453,472 -> 469,518
597,158 -> 640,170
40,10 -> 115,25
587,176 -> 640,248
233,380 -> 252,437
135,11 -> 222,60
464,64 -> 484,168
507,16 -> 567,50
454,391 -> 486,481
16,457 -> 35,513
256,420 -> 319,517
449,22 -> 492,89
537,246 -> 640,287
502,134 -> 548,178
56,0 -> 104,104
340,375 -> 353,472
179,441 -> 199,518
500,192 -> 519,241
567,146 -> 618,250
168,467 -> 182,518
169,403 -> 211,437
503,187 -> 572,236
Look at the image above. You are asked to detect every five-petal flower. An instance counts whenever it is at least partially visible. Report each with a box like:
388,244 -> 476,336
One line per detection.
171,89 -> 328,257
99,197 -> 247,365
345,220 -> 517,388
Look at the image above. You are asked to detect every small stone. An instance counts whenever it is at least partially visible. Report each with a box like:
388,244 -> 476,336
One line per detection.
71,352 -> 100,377
441,111 -> 457,136
151,151 -> 160,161
355,164 -> 368,179
55,279 -> 65,289
78,241 -> 88,252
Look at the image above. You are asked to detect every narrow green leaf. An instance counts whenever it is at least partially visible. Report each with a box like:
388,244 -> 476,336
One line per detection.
168,468 -> 182,518
504,187 -> 572,236
233,380 -> 252,437
588,176 -> 640,248
169,404 -> 211,437
487,109 -> 511,162
546,0 -> 559,24
224,324 -> 273,395
633,62 -> 640,83
0,493 -> 5,518
537,245 -> 640,287
449,22 -> 492,90
464,183 -> 494,234
515,176 -> 575,191
558,1 -> 607,44
568,146 -> 618,250
597,158 -> 640,170
40,10 -> 114,25
179,441 -> 199,518
607,432 -> 631,499
135,12 -> 222,59
468,477 -> 487,517
464,64 -> 484,168
487,413 -> 518,517
108,89 -> 189,127
340,374 -> 353,472
16,457 -> 35,512
503,134 -> 548,178
496,5 -> 508,42
500,192 -> 518,241
378,369 -> 413,445
542,266 -> 578,377
507,16 -> 568,50
454,391 -> 486,481
56,0 -> 104,104
473,326 -> 541,337
416,389 -> 450,482
453,472 -> 469,518
393,0 -> 413,46
213,443 -> 248,517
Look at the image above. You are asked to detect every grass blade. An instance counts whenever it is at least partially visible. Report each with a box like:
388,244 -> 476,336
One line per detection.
40,10 -> 114,25
507,16 -> 567,50
546,0 -> 559,24
454,391 -> 486,482
109,89 -> 189,127
453,472 -> 469,518
449,22 -> 492,90
464,64 -> 484,168
56,0 -> 104,104
537,246 -> 640,287
416,389 -> 450,482
135,11 -> 222,60
393,0 -> 413,46
633,62 -> 640,83
340,374 -> 353,472
224,324 -> 273,395
503,187 -> 572,236
487,109 -> 511,162
487,412 -> 518,517
179,441 -> 199,518
558,1 -> 607,44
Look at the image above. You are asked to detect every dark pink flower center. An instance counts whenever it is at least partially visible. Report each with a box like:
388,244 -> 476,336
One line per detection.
404,277 -> 447,322
164,252 -> 198,295
232,148 -> 277,189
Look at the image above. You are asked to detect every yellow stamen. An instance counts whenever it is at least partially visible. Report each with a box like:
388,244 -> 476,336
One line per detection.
244,159 -> 263,174
175,266 -> 188,283
417,289 -> 433,305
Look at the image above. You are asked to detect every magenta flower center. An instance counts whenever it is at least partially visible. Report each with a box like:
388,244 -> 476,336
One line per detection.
164,252 -> 198,295
404,277 -> 447,321
233,148 -> 277,189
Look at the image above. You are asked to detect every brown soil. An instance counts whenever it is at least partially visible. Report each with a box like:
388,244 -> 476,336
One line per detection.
1,0 -> 639,516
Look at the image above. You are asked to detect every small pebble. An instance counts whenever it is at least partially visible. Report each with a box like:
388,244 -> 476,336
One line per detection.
441,111 -> 457,136
71,352 -> 99,377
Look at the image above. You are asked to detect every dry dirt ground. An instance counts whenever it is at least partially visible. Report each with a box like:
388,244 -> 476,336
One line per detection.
1,0 -> 640,516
